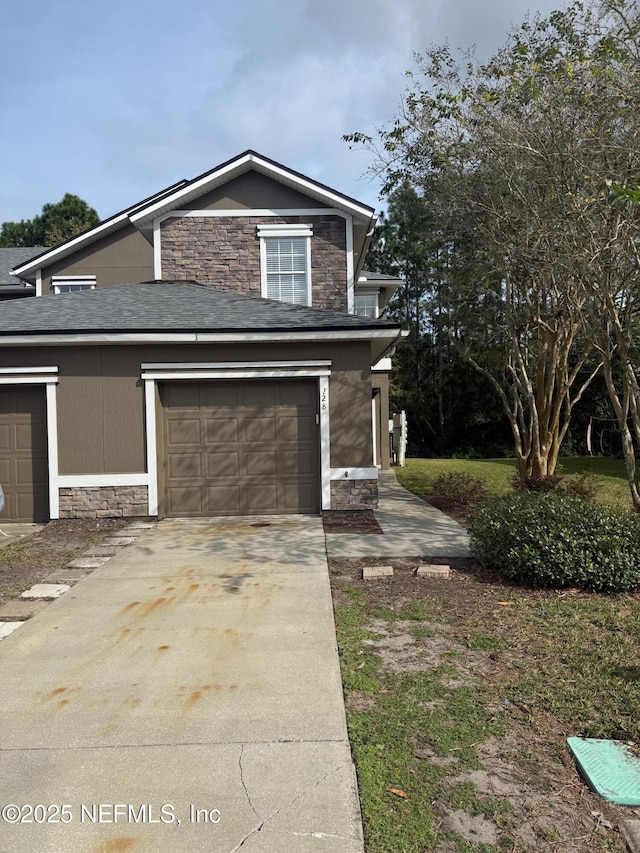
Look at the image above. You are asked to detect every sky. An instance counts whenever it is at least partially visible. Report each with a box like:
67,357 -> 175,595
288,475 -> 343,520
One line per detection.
0,0 -> 562,225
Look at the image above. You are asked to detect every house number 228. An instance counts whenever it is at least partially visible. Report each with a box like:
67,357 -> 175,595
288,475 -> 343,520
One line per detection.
321,388 -> 327,411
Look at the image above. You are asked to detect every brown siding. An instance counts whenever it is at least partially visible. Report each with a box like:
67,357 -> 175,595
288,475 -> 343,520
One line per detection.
41,225 -> 154,293
188,172 -> 328,211
0,341 -> 373,477
161,215 -> 347,311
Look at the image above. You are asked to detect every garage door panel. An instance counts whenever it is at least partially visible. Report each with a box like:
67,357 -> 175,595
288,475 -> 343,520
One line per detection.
205,417 -> 238,443
279,482 -> 318,513
277,449 -> 316,476
167,486 -> 203,515
167,418 -> 201,446
206,485 -> 241,514
167,451 -> 202,480
243,449 -> 277,477
206,451 -> 239,478
0,424 -> 10,452
241,417 -> 276,443
277,414 -> 316,442
14,423 -> 37,451
279,382 -> 316,406
15,458 -> 36,487
240,385 -> 276,407
202,385 -> 238,408
162,380 -> 319,517
0,387 -> 48,522
0,459 -> 11,484
244,484 -> 278,513
164,384 -> 201,409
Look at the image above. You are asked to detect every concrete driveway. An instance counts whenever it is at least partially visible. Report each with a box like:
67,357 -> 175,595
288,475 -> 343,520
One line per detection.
0,517 -> 363,852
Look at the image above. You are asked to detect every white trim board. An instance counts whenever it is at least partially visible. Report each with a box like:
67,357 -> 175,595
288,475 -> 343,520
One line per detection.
141,360 -> 331,370
143,370 -> 330,380
330,468 -> 379,480
56,475 -> 151,488
0,366 -> 57,374
0,329 -> 398,347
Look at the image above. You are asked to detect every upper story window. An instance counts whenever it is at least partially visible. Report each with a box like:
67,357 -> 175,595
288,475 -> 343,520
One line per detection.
258,224 -> 312,306
51,275 -> 96,294
354,291 -> 379,319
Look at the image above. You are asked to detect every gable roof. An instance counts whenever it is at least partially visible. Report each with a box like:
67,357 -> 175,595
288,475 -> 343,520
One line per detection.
0,281 -> 403,361
13,151 -> 377,282
11,180 -> 190,282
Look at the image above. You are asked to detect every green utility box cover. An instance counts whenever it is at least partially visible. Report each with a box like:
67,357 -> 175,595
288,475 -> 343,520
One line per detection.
567,737 -> 640,806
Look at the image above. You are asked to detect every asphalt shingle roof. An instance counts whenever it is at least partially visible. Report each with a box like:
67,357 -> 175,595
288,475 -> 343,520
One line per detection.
0,247 -> 45,286
0,280 -> 401,336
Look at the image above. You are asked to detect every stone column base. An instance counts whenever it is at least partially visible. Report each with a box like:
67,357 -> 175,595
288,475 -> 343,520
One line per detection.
58,486 -> 149,519
330,479 -> 378,510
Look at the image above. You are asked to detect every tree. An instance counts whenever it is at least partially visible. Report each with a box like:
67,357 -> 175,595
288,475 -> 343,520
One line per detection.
346,0 -> 640,483
0,194 -> 99,248
366,183 -> 510,456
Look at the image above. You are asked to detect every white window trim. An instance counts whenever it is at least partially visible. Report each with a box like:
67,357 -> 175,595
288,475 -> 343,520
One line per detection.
257,224 -> 313,307
51,275 -> 96,294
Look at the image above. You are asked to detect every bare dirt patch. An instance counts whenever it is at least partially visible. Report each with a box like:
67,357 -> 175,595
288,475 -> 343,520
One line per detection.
0,519 -> 128,605
330,555 -> 639,852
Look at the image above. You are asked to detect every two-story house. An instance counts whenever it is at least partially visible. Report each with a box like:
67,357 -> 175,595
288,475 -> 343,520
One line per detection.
0,151 -> 403,522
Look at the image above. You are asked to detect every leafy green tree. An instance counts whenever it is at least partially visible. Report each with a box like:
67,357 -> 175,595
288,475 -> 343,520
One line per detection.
367,182 -> 510,455
346,0 -> 640,485
0,194 -> 99,248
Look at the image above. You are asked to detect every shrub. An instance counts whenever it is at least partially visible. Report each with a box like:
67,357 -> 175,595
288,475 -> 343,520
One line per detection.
512,474 -> 563,492
468,492 -> 640,593
431,471 -> 488,506
562,469 -> 600,501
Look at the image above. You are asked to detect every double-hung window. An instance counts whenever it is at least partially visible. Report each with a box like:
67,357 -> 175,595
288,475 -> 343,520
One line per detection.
51,275 -> 96,294
258,224 -> 312,306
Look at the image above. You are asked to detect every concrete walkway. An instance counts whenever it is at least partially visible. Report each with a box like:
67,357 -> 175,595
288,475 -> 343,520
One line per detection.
0,517 -> 363,852
325,470 -> 470,559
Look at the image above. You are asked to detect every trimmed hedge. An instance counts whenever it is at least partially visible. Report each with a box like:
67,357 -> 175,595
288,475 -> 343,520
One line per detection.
468,492 -> 640,593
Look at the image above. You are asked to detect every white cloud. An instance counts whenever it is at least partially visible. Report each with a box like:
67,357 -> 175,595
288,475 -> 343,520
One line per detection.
0,0 -> 564,221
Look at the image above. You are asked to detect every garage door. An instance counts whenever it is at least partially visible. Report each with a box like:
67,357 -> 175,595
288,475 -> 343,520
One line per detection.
0,387 -> 49,522
161,381 -> 320,516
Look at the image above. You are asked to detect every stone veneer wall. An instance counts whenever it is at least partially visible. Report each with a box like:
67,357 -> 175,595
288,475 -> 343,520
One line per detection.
330,479 -> 378,510
58,486 -> 149,519
161,215 -> 348,311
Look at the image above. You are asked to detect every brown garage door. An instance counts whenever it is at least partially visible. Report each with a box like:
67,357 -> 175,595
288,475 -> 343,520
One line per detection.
161,381 -> 319,517
0,387 -> 49,522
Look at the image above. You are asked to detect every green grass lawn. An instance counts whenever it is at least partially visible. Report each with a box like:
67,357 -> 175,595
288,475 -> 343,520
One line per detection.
395,456 -> 633,510
333,573 -> 639,852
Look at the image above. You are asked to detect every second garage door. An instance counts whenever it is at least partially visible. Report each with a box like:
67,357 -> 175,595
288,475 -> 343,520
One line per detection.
0,387 -> 49,522
161,380 -> 320,516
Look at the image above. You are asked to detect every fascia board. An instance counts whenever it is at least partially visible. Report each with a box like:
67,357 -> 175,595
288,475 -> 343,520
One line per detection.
0,328 -> 403,348
11,179 -> 190,279
12,213 -> 129,278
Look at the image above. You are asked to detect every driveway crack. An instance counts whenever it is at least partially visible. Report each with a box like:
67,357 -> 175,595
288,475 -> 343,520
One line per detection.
239,743 -> 259,819
231,760 -> 356,850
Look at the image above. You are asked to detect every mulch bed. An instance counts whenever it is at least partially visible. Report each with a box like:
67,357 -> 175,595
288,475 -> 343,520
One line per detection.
0,518 -> 128,605
322,510 -> 383,534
